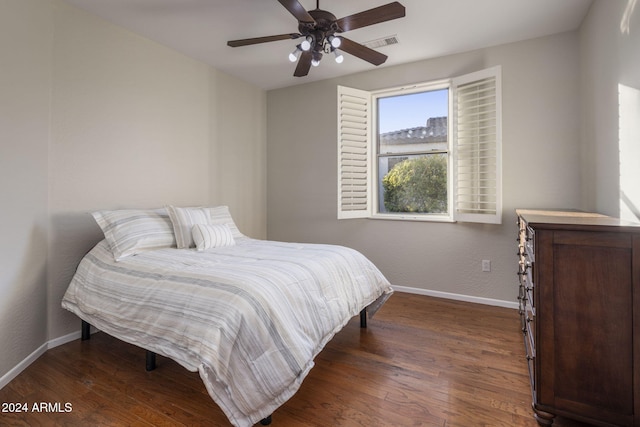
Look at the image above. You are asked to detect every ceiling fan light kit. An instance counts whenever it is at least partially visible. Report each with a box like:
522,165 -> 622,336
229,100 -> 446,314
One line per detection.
227,0 -> 405,77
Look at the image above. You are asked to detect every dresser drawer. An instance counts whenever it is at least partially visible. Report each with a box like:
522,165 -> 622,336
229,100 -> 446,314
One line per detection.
518,218 -> 535,262
525,347 -> 536,397
519,258 -> 533,283
524,226 -> 535,261
523,306 -> 536,390
518,265 -> 534,310
518,284 -> 526,316
524,306 -> 535,357
525,284 -> 534,315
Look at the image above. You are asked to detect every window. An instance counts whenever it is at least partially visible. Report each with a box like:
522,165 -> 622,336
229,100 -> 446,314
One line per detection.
337,66 -> 502,224
377,86 -> 449,217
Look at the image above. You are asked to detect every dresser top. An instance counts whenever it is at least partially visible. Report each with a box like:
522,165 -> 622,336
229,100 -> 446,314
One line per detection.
516,209 -> 640,232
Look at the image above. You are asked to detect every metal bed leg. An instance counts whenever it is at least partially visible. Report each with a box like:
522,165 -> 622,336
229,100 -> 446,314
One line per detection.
360,309 -> 367,328
81,320 -> 91,340
260,415 -> 272,425
145,350 -> 156,371
81,320 -> 157,372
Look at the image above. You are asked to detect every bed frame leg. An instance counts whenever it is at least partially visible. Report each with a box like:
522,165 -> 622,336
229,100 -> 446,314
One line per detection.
360,309 -> 367,328
81,320 -> 157,372
260,415 -> 272,425
81,320 -> 91,340
146,351 -> 156,371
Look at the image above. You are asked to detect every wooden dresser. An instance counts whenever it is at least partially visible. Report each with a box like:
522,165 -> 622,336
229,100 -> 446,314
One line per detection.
516,209 -> 640,426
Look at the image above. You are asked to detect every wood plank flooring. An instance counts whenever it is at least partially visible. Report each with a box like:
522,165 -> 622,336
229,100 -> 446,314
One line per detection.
0,293 -> 591,426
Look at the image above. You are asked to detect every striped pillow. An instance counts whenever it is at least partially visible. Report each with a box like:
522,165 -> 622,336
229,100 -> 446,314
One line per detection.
167,206 -> 210,249
208,205 -> 244,240
192,224 -> 236,251
92,209 -> 176,261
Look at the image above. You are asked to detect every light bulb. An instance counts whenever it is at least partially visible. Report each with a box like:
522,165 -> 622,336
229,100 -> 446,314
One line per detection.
334,50 -> 344,64
311,51 -> 322,67
329,36 -> 341,48
288,47 -> 301,62
300,37 -> 312,51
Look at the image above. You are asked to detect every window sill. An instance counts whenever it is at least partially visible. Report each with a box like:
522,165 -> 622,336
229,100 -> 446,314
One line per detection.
370,213 -> 455,223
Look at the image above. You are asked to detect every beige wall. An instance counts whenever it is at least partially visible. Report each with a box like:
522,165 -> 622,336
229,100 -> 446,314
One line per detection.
0,0 -> 52,380
209,69 -> 267,238
580,0 -> 640,220
1,0 -> 266,382
49,0 -> 211,339
267,31 -> 583,304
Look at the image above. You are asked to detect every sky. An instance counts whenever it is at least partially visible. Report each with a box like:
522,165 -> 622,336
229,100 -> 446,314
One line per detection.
377,89 -> 448,133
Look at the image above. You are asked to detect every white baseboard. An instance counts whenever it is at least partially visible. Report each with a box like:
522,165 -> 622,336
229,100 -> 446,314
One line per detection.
0,330 -> 82,390
48,330 -> 83,349
0,342 -> 47,390
392,285 -> 519,310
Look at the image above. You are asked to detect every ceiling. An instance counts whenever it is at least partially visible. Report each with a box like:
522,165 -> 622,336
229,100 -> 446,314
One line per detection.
62,0 -> 594,90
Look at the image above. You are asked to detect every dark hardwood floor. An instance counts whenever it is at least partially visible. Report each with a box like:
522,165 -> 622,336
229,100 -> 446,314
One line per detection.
0,293 -> 591,426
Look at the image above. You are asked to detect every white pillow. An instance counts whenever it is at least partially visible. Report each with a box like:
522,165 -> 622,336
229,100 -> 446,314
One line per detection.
208,205 -> 244,240
92,209 -> 175,261
166,205 -> 211,249
192,223 -> 236,251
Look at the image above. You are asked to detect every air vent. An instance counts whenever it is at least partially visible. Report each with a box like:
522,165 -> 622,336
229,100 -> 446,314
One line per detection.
363,35 -> 399,49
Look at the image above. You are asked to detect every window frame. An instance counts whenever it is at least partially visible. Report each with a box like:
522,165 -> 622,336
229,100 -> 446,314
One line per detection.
337,65 -> 502,224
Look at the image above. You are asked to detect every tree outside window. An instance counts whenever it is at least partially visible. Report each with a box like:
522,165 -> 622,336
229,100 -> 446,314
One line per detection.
382,154 -> 447,213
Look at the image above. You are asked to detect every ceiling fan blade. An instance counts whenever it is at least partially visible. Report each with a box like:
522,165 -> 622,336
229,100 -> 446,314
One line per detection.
227,33 -> 301,47
277,0 -> 316,24
294,51 -> 313,77
336,2 -> 405,32
339,37 -> 388,66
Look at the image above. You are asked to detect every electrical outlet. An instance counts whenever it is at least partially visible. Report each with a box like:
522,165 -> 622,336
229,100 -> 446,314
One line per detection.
482,260 -> 491,272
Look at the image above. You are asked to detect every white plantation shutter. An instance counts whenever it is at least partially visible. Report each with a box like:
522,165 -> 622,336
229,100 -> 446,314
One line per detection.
337,86 -> 372,219
452,66 -> 502,224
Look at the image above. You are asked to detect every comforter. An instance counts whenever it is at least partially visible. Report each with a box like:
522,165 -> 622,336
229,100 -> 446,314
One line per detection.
62,237 -> 393,427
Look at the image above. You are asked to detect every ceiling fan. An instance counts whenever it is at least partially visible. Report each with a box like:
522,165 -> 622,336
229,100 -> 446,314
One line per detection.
227,0 -> 406,77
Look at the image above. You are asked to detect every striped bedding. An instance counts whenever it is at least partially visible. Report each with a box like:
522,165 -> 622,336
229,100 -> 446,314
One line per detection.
62,237 -> 393,427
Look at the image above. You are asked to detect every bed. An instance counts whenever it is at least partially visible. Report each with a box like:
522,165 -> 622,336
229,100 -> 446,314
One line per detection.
61,205 -> 393,427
